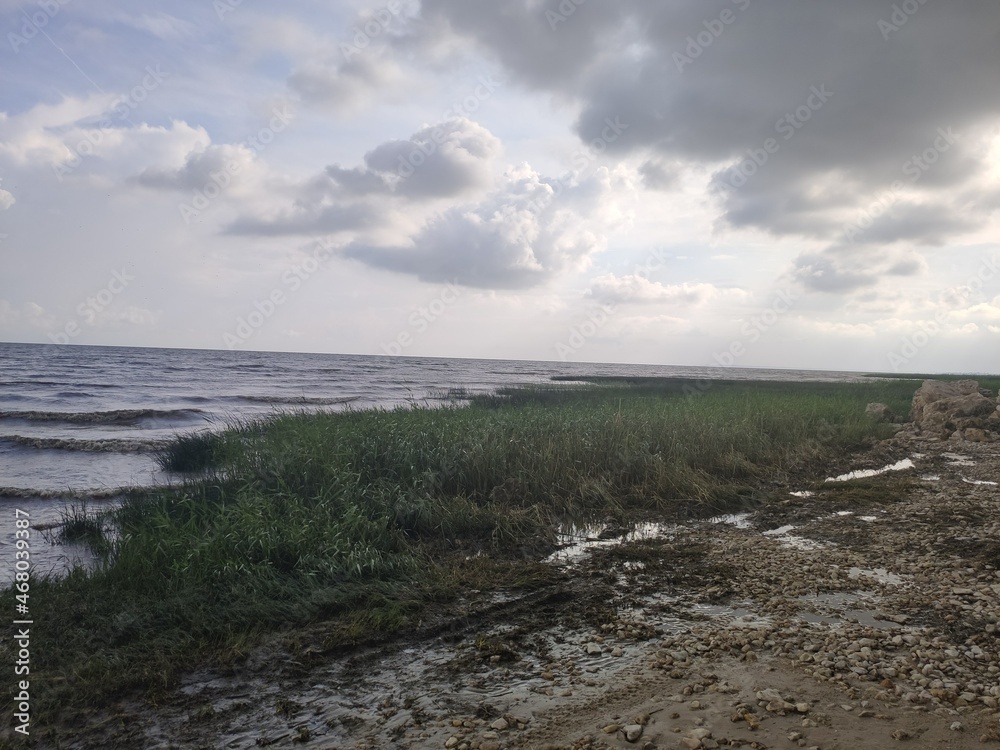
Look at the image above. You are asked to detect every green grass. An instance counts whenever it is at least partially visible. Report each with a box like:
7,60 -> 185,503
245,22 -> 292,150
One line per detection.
0,376 -> 922,739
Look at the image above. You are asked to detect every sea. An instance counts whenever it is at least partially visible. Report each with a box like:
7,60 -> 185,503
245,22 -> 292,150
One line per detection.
0,342 -> 870,580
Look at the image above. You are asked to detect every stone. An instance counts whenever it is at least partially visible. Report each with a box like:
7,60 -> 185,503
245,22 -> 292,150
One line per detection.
587,643 -> 603,655
910,379 -> 998,438
866,402 -> 897,422
624,724 -> 643,742
490,718 -> 509,732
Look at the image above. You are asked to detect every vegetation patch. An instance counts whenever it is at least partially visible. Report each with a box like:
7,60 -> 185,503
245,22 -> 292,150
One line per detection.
0,377 -> 915,741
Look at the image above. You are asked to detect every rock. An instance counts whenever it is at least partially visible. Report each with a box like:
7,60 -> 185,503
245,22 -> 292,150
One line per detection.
687,728 -> 712,741
490,718 -> 509,731
866,402 -> 897,422
891,728 -> 912,740
679,739 -> 702,750
624,724 -> 643,742
445,737 -> 459,749
586,643 -> 603,655
612,646 -> 624,657
963,427 -> 994,442
910,379 -> 998,437
602,723 -> 620,734
950,721 -> 964,731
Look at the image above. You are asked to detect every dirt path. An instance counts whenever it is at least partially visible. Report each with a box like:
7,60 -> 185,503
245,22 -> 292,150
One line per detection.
72,424 -> 1000,749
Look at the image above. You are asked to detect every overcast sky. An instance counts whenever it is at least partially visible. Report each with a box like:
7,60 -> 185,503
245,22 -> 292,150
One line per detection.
1,0 -> 999,373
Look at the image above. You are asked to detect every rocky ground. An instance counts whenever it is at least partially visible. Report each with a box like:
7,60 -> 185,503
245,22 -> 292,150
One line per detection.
72,385 -> 1000,750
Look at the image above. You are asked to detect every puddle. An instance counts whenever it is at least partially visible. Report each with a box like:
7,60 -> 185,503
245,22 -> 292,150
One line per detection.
637,593 -> 772,632
760,524 -> 827,550
709,512 -> 752,529
544,521 -> 675,564
848,566 -> 906,586
961,477 -> 998,486
825,458 -> 915,483
797,591 -> 903,631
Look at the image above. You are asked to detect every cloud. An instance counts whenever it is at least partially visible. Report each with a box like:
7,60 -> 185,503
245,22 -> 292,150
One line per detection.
410,0 -> 1000,257
223,118 -> 502,236
333,118 -> 502,199
289,52 -> 404,113
637,159 -> 678,191
586,274 -> 744,306
134,143 -> 260,192
0,186 -> 13,210
343,164 -> 611,288
792,245 -> 930,293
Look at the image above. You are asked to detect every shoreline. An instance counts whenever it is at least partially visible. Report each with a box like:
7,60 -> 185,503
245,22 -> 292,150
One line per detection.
5,377 -> 1000,748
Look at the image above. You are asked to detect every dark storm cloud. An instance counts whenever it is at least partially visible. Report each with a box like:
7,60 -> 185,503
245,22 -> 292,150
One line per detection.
411,0 -> 1000,247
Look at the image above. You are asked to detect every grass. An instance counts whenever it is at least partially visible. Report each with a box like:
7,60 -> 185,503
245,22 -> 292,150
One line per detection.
0,376 -> 923,740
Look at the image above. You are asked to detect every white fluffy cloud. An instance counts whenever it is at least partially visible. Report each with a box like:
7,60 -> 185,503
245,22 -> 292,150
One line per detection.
344,164 -> 612,288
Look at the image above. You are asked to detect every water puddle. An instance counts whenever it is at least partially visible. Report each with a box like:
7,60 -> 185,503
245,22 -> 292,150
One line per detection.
544,521 -> 676,564
825,458 -> 915,483
848,566 -> 906,586
709,512 -> 752,529
760,525 -> 827,550
797,591 -> 902,630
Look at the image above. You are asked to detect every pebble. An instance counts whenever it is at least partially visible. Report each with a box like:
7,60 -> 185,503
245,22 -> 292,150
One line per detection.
623,723 -> 643,742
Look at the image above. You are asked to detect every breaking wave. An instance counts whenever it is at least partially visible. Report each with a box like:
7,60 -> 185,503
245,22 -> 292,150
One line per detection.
0,435 -> 168,453
0,408 -> 206,425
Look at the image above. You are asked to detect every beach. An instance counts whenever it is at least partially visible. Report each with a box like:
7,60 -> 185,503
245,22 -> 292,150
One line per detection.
2,363 -> 1000,748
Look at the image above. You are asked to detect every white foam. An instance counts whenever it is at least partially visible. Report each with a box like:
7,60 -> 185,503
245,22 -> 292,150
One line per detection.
762,525 -> 795,536
943,453 -> 975,466
789,490 -> 814,498
825,458 -> 915,482
962,477 -> 998,486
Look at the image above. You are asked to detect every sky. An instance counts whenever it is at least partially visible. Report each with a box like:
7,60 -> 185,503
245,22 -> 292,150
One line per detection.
1,0 -> 999,373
